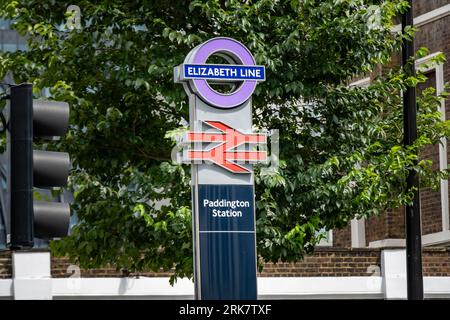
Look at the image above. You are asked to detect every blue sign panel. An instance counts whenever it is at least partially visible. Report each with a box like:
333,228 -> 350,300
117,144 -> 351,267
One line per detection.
183,64 -> 265,81
197,184 -> 257,300
198,184 -> 255,232
199,232 -> 257,300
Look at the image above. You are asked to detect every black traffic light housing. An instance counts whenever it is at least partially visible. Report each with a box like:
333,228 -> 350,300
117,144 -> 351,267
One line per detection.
6,83 -> 70,249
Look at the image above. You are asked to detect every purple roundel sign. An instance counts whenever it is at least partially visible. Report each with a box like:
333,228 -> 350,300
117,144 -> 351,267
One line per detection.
175,37 -> 265,109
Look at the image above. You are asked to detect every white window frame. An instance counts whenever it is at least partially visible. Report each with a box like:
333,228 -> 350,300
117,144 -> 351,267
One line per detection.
318,76 -> 372,249
316,228 -> 333,247
416,52 -> 450,245
349,77 -> 371,88
348,77 -> 371,248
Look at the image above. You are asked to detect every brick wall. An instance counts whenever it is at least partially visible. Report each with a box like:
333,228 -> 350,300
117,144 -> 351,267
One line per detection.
423,247 -> 450,276
50,248 -> 381,278
258,248 -> 381,277
332,223 -> 352,247
421,187 -> 443,234
0,251 -> 11,279
363,208 -> 406,245
47,248 -> 450,278
365,214 -> 386,244
0,248 -> 448,278
51,256 -> 173,278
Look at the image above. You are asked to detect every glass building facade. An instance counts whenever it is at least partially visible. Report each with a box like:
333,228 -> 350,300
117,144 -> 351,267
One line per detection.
0,20 -> 26,52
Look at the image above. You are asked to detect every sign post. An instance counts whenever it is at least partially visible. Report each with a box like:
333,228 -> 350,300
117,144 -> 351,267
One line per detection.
175,37 -> 266,300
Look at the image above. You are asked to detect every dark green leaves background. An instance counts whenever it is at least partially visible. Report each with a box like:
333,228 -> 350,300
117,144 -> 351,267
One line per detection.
1,0 -> 449,282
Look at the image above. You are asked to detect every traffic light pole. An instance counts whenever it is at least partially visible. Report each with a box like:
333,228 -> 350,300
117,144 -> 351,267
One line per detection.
9,84 -> 34,249
402,1 -> 424,300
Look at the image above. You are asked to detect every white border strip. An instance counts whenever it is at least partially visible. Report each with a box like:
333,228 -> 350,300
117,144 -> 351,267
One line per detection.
425,277 -> 450,299
0,279 -> 12,299
257,277 -> 383,300
1,276 -> 449,299
52,277 -> 194,299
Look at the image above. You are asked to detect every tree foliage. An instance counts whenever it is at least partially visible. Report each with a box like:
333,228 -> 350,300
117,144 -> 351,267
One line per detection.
1,0 -> 449,282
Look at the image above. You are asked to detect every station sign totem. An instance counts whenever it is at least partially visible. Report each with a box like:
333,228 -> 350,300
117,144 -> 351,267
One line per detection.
174,37 -> 267,300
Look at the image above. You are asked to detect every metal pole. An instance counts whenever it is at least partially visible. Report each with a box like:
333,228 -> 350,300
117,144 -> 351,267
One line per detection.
402,0 -> 424,300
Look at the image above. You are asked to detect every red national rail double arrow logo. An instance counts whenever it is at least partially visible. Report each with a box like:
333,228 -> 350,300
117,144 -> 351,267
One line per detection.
184,121 -> 267,173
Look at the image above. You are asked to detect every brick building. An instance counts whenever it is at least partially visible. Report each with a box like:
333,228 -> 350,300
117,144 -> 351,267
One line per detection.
1,0 -> 450,299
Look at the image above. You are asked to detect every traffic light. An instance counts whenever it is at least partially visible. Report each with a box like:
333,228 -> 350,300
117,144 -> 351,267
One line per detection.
6,83 -> 70,249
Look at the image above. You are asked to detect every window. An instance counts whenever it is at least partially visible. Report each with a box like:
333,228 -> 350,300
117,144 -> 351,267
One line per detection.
316,228 -> 333,247
0,19 -> 26,52
416,52 -> 450,245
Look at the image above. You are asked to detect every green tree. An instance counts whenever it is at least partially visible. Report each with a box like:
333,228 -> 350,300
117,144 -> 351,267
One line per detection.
0,0 -> 449,283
